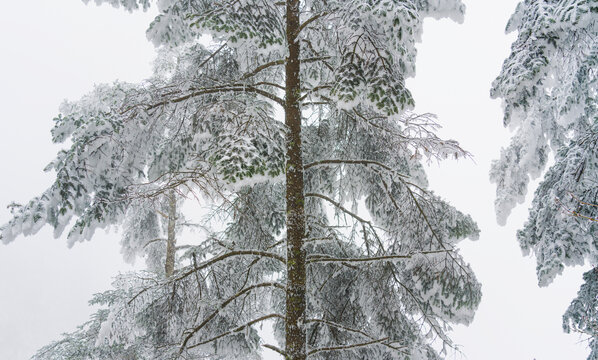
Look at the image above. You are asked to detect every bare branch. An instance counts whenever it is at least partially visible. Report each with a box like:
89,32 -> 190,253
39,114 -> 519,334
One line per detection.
197,43 -> 227,70
263,343 -> 286,356
143,238 -> 166,248
305,192 -> 371,226
557,192 -> 598,222
298,12 -> 330,35
298,84 -> 332,102
240,59 -> 285,80
240,55 -> 331,83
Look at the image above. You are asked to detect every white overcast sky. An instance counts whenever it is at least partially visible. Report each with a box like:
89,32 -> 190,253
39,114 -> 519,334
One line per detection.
0,1 -> 592,359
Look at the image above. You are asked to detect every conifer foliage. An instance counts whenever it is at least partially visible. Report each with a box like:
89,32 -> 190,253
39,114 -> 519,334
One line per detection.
491,0 -> 598,357
3,1 -> 481,359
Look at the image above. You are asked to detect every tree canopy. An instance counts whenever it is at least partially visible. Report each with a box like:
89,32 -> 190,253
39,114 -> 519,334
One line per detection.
2,1 -> 481,359
491,0 -> 598,357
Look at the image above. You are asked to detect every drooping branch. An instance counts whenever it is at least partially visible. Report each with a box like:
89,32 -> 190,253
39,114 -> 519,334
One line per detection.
124,239 -> 278,307
328,161 -> 471,277
239,56 -> 331,81
305,192 -> 372,226
263,343 -> 287,356
255,81 -> 286,91
143,238 -> 166,248
146,85 -> 285,110
304,192 -> 386,253
306,337 -> 390,356
298,84 -> 332,102
240,59 -> 285,80
187,313 -> 285,349
387,265 -> 452,346
347,109 -> 471,160
304,159 -> 407,178
396,176 -> 474,277
178,282 -> 286,354
174,250 -> 286,283
306,318 -> 407,354
297,12 -> 331,35
126,165 -> 225,202
306,250 -> 450,264
197,43 -> 227,70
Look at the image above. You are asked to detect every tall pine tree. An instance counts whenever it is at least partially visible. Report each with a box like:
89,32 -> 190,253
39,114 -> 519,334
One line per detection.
3,1 -> 481,359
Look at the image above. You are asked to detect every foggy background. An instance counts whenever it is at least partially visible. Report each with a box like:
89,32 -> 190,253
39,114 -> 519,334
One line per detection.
0,1 -> 590,359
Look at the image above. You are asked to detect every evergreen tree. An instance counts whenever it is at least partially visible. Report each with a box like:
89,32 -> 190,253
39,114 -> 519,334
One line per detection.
3,1 -> 481,359
491,0 -> 598,357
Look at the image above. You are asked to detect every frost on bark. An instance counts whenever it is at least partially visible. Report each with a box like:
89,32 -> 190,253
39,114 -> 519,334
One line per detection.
284,1 -> 307,359
165,190 -> 177,277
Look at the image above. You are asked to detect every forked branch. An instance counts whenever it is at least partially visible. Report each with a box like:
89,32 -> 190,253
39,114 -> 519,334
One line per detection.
179,282 -> 286,354
187,313 -> 285,349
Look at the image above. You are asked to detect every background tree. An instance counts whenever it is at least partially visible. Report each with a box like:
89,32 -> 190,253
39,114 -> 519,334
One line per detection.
491,0 -> 598,357
3,1 -> 481,359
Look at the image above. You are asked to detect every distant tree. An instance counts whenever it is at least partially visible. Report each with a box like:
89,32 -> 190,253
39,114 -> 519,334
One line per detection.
491,0 -> 598,357
3,1 -> 481,359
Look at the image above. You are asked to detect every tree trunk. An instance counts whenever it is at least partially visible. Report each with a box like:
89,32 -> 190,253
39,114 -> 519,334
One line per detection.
165,190 -> 177,277
285,0 -> 307,359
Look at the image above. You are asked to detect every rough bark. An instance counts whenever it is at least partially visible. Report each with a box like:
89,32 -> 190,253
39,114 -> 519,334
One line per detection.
165,190 -> 177,277
284,0 -> 307,359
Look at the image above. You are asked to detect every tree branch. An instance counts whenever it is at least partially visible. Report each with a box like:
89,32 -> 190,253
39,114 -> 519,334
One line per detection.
298,84 -> 332,102
174,250 -> 286,283
306,318 -> 407,353
306,250 -> 450,264
304,192 -> 386,253
197,43 -> 227,70
240,59 -> 285,80
298,12 -> 330,35
263,343 -> 286,356
187,313 -> 285,349
307,337 -> 389,356
305,192 -> 371,225
147,85 -> 285,110
179,282 -> 286,354
304,159 -> 407,178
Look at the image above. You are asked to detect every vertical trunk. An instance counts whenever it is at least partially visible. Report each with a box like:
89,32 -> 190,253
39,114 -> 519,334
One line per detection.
285,1 -> 306,359
165,190 -> 177,277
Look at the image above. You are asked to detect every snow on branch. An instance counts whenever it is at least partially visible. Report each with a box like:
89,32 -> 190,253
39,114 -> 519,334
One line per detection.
178,282 -> 286,354
146,84 -> 285,110
306,250 -> 452,265
174,250 -> 286,282
306,337 -> 390,356
187,313 -> 285,349
306,318 -> 408,354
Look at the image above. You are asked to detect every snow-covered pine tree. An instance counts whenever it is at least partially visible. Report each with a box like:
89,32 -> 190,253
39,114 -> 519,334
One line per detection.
491,0 -> 598,357
3,1 -> 482,359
